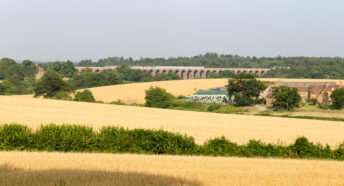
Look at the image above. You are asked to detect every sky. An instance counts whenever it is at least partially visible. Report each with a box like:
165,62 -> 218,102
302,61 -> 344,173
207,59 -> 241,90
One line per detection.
0,0 -> 343,61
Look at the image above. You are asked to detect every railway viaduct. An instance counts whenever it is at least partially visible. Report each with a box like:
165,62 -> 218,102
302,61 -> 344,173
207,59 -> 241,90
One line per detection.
75,66 -> 270,79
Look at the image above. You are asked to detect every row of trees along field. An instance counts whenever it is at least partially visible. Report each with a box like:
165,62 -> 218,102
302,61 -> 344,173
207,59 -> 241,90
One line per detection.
79,53 -> 344,79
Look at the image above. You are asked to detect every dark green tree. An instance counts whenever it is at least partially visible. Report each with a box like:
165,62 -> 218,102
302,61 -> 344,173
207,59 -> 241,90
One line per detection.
0,58 -> 24,80
74,89 -> 95,102
331,88 -> 344,109
34,72 -> 73,98
21,60 -> 38,78
227,73 -> 267,106
145,87 -> 174,108
61,60 -> 77,78
104,70 -> 123,84
271,86 -> 301,111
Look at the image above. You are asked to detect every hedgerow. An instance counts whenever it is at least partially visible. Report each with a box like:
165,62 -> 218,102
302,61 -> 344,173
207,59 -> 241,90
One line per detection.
0,124 -> 343,160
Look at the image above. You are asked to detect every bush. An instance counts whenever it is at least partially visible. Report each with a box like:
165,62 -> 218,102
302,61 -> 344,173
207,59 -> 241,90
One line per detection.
110,100 -> 125,105
207,103 -> 221,112
145,87 -> 174,108
35,124 -> 95,151
331,88 -> 344,109
254,98 -> 266,105
0,124 -> 32,150
74,89 -> 95,102
291,136 -> 333,159
203,137 -> 239,156
54,91 -> 72,100
177,95 -> 186,99
309,98 -> 318,105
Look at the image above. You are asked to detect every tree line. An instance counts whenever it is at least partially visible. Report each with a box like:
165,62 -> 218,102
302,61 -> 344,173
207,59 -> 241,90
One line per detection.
79,53 -> 344,79
0,58 -> 181,95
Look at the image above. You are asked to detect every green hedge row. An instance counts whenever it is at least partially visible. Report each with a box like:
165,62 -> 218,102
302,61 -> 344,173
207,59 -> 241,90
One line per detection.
0,124 -> 343,160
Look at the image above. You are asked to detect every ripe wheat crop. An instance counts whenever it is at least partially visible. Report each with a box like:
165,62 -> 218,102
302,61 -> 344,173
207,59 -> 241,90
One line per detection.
1,96 -> 343,147
0,151 -> 343,186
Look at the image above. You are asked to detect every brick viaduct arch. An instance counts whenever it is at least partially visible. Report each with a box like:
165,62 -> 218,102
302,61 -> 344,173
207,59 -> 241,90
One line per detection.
75,66 -> 270,79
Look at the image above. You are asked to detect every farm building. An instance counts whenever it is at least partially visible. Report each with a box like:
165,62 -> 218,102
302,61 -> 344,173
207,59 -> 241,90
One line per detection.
266,81 -> 344,105
186,87 -> 229,103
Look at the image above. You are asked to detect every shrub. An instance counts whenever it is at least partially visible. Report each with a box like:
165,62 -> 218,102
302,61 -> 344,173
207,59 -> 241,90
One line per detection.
291,136 -> 333,159
0,124 -> 32,150
74,89 -> 95,102
254,98 -> 266,105
309,98 -> 318,105
203,137 -> 239,156
207,103 -> 221,112
145,87 -> 174,108
54,91 -> 72,100
110,100 -> 125,105
35,124 -> 95,151
331,88 -> 344,109
177,95 -> 186,99
334,142 -> 344,160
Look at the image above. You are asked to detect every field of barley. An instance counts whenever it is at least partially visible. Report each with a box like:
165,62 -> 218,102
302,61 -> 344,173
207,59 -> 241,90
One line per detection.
1,96 -> 343,146
0,151 -> 343,186
85,78 -> 343,104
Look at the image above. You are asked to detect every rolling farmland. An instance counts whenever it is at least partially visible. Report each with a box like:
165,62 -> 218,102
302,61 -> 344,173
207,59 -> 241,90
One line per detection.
1,79 -> 344,186
1,96 -> 343,146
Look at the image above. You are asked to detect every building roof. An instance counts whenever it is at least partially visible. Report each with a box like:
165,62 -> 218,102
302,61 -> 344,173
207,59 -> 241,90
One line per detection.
196,90 -> 228,95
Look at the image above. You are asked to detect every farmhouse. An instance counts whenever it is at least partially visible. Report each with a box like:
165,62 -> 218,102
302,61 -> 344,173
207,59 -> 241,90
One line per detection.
266,81 -> 344,105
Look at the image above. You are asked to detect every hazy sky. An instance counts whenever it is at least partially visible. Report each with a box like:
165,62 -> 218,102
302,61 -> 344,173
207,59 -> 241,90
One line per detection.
0,0 -> 343,61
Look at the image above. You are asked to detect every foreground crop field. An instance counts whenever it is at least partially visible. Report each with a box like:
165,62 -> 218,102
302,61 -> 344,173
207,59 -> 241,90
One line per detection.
1,96 -> 343,146
86,78 -> 343,104
0,151 -> 343,186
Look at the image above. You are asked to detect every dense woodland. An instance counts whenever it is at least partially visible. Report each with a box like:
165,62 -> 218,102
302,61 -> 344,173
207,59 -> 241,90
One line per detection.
79,53 -> 344,79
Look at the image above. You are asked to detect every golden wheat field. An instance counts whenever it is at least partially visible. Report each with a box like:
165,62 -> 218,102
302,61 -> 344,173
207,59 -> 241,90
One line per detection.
1,96 -> 343,146
85,78 -> 343,104
0,151 -> 343,186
